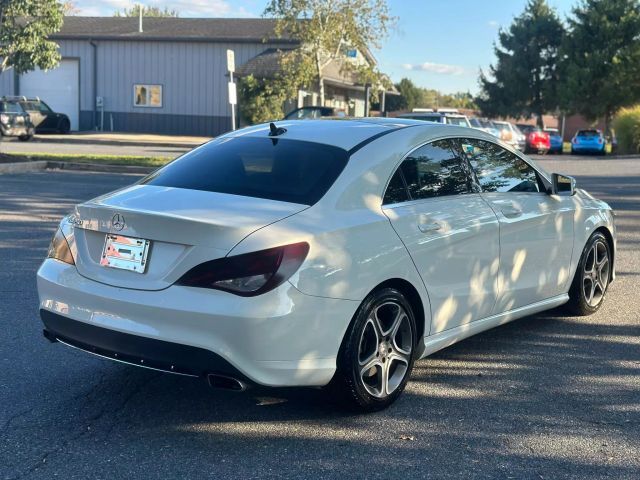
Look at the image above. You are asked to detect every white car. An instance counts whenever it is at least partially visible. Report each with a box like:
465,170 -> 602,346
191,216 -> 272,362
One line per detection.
37,119 -> 616,411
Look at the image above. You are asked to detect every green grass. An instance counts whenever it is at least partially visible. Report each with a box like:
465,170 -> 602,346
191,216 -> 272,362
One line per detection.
2,152 -> 172,167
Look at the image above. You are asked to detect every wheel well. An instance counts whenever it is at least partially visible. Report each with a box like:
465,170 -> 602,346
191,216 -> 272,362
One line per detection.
594,226 -> 615,280
372,279 -> 427,341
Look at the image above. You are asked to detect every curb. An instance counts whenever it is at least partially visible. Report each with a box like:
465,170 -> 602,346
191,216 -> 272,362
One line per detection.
0,161 -> 155,175
29,136 -> 205,149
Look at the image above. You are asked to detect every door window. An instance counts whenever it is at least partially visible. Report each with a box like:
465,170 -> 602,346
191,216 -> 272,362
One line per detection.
383,169 -> 410,204
400,139 -> 471,200
460,138 -> 541,193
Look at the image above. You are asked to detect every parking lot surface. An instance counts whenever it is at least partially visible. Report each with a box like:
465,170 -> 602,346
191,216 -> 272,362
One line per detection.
1,155 -> 638,479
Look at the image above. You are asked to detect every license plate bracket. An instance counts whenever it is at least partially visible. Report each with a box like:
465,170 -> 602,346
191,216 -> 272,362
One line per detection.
100,234 -> 150,273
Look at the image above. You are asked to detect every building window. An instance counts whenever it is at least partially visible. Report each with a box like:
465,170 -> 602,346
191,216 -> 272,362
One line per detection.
133,84 -> 162,108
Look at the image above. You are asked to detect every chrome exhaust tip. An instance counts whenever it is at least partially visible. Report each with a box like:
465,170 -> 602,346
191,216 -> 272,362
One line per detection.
207,373 -> 247,392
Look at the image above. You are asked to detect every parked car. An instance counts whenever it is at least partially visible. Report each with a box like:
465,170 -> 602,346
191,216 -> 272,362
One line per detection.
544,128 -> 564,154
18,98 -> 71,133
493,120 -> 526,150
571,129 -> 606,155
284,106 -> 347,120
38,119 -> 616,411
469,118 -> 502,138
0,96 -> 35,141
398,111 -> 471,128
518,125 -> 551,154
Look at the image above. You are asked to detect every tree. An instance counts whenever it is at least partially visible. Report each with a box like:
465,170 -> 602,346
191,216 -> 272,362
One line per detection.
0,0 -> 63,74
560,0 -> 640,133
238,74 -> 290,124
114,5 -> 179,17
264,0 -> 396,105
477,0 -> 564,126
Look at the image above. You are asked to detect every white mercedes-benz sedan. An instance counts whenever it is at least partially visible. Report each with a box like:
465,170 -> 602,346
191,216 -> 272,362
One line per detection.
37,119 -> 616,411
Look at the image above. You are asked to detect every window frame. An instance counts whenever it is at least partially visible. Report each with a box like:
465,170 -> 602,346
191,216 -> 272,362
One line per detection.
133,84 -> 163,108
381,138 -> 477,206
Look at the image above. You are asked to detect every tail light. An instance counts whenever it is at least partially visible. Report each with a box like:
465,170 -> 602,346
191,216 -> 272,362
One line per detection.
0,114 -> 9,125
47,229 -> 75,265
176,242 -> 310,296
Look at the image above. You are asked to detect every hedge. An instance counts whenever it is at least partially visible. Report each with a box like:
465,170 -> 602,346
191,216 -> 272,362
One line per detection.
613,106 -> 640,154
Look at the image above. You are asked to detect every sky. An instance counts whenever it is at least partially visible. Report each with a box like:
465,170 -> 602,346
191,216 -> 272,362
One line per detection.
71,0 -> 577,94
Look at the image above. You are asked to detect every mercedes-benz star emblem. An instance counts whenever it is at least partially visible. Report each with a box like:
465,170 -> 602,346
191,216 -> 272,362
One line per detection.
111,213 -> 125,231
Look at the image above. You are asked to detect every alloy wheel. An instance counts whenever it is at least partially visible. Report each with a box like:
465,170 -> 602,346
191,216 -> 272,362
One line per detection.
582,239 -> 610,307
357,301 -> 413,398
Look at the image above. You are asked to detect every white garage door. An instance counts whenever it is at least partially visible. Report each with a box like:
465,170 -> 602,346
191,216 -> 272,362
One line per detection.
20,59 -> 80,131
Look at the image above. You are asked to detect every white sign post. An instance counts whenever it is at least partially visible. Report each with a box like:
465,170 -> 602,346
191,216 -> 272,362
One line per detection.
227,49 -> 236,131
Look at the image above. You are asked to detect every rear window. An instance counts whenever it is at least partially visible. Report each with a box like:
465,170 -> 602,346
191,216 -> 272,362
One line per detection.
141,137 -> 349,205
577,130 -> 600,137
446,117 -> 469,127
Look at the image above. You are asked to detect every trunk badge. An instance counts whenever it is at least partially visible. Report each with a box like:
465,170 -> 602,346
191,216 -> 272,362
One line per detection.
111,213 -> 125,231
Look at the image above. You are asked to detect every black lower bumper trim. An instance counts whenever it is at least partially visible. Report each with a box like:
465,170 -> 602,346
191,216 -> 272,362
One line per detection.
40,309 -> 248,381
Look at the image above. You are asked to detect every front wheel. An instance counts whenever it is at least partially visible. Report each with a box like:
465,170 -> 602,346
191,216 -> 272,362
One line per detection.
58,118 -> 70,134
18,134 -> 33,142
330,288 -> 416,412
566,232 -> 611,316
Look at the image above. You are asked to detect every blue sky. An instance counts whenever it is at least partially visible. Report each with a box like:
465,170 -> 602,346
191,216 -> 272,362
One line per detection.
72,0 -> 576,93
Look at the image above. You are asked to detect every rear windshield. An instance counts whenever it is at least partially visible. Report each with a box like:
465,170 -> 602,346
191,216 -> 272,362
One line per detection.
577,130 -> 600,137
446,116 -> 469,127
0,102 -> 23,113
141,137 -> 349,205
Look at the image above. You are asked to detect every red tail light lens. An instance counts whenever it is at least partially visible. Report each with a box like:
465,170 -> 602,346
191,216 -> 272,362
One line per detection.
176,242 -> 310,296
47,228 -> 75,265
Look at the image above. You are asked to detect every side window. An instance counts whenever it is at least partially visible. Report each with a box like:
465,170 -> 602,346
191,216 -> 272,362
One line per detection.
383,169 -> 409,204
400,139 -> 471,200
461,138 -> 541,193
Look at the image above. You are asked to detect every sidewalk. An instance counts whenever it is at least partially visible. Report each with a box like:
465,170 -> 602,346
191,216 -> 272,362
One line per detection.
30,131 -> 211,148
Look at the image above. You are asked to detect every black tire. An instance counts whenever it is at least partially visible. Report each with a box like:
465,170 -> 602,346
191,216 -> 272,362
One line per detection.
58,118 -> 70,134
18,134 -> 32,142
330,287 -> 417,412
565,231 -> 611,316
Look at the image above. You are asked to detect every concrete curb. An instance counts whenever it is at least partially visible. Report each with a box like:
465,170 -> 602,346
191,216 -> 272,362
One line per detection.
0,161 -> 154,175
30,136 -> 204,149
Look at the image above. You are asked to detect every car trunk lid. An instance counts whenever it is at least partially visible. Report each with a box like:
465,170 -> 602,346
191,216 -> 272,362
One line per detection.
71,184 -> 307,291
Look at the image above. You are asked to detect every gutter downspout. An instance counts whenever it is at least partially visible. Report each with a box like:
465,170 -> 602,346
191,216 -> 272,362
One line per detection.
89,40 -> 97,130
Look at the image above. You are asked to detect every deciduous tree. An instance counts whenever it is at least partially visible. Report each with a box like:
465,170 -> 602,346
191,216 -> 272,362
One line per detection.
264,0 -> 396,105
0,0 -> 63,74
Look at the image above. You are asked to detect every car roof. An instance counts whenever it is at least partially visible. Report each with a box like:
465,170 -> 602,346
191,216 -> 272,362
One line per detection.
223,118 -> 447,151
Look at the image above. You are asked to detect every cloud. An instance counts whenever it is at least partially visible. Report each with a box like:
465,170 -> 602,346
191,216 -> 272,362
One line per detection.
488,20 -> 500,28
74,0 -> 257,17
401,62 -> 465,76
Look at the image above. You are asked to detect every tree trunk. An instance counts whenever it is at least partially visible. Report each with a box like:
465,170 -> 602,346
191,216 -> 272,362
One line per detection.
318,77 -> 325,106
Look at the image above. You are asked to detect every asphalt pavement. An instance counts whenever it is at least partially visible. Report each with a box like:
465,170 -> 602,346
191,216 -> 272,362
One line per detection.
0,155 -> 638,479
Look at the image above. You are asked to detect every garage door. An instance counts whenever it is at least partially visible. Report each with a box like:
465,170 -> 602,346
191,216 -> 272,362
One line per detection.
20,59 -> 80,131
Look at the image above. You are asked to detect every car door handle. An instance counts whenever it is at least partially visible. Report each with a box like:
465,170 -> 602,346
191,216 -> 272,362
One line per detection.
418,221 -> 443,233
501,207 -> 523,218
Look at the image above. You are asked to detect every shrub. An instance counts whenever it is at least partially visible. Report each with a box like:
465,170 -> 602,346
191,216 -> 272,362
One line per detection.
613,106 -> 640,154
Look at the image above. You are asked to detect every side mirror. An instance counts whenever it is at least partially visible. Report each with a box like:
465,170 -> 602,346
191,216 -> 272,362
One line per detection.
551,173 -> 576,196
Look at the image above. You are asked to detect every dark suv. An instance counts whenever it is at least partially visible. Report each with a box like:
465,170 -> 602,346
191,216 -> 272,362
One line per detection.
19,98 -> 71,133
0,97 -> 35,141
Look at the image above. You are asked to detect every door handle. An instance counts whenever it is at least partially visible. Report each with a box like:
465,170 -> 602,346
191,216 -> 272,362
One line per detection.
418,221 -> 442,233
501,206 -> 523,218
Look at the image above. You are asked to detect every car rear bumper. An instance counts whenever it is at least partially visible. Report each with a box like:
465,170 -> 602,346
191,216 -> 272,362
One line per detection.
37,259 -> 360,387
572,144 -> 605,153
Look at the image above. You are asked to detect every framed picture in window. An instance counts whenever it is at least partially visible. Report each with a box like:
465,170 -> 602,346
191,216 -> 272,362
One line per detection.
133,84 -> 162,108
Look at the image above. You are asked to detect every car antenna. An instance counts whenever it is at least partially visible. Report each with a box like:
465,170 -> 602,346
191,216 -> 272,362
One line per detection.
269,122 -> 287,136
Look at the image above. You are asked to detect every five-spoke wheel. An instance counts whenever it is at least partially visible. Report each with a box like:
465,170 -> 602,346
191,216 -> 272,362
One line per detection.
567,231 -> 611,315
331,288 -> 416,411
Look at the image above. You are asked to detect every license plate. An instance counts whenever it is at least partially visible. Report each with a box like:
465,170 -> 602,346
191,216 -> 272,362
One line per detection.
100,234 -> 150,273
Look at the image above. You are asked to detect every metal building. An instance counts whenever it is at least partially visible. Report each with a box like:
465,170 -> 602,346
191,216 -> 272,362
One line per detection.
0,17 -> 382,136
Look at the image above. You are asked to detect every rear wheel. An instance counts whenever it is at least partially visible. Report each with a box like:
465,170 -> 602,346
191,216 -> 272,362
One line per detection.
18,134 -> 32,142
58,118 -> 70,134
330,288 -> 416,412
566,232 -> 611,316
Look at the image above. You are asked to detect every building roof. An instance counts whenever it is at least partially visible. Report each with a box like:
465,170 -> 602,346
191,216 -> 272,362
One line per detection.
52,16 -> 298,44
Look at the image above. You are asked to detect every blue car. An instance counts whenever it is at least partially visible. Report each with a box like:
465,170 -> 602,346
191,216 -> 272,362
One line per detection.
544,128 -> 563,153
571,129 -> 606,154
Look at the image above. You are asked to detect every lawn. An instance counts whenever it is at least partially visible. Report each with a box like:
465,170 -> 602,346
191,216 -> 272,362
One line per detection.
0,152 -> 172,167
